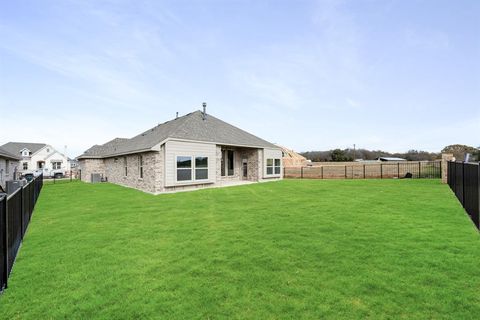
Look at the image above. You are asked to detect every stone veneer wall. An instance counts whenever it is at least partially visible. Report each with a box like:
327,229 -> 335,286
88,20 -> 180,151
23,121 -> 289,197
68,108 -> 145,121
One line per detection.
241,148 -> 261,181
441,153 -> 454,184
104,150 -> 163,194
79,149 -> 163,194
79,159 -> 105,183
216,146 -> 262,182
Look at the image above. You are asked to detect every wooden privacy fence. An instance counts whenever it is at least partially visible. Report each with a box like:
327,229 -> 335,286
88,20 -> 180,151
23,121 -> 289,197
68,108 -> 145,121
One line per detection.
0,174 -> 43,292
284,161 -> 441,179
447,161 -> 479,229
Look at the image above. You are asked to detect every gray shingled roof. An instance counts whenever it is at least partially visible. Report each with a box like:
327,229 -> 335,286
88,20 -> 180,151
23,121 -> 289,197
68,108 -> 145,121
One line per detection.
78,110 -> 277,159
0,142 -> 46,156
0,147 -> 21,160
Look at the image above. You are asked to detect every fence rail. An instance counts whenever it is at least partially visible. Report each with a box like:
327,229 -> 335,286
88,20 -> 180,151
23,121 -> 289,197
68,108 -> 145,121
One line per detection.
0,174 -> 43,291
284,161 -> 441,180
447,161 -> 479,229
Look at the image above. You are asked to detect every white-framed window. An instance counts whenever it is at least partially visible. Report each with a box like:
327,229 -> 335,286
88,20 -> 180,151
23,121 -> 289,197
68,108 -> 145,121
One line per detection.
275,159 -> 281,174
176,155 -> 209,182
124,157 -> 128,176
266,159 -> 273,175
23,162 -> 28,170
139,155 -> 143,179
266,158 -> 281,175
176,156 -> 192,181
195,156 -> 208,180
22,150 -> 29,156
52,161 -> 62,170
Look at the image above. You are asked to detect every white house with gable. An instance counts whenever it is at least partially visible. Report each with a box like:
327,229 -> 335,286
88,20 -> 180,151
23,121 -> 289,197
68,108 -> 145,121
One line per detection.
0,142 -> 71,177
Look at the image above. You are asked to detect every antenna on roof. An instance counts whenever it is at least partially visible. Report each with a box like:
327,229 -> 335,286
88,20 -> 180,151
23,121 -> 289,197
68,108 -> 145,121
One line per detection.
176,112 -> 179,119
202,102 -> 207,120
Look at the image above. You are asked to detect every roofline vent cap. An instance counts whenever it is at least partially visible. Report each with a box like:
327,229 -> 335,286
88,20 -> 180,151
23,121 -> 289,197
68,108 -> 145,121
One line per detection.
202,102 -> 207,120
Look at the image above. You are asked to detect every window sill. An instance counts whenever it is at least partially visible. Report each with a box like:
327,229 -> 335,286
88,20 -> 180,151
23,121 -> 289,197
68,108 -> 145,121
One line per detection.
263,174 -> 281,179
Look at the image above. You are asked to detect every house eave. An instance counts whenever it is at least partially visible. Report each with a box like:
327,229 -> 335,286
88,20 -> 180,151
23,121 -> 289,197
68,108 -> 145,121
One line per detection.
77,147 -> 157,160
165,137 -> 280,150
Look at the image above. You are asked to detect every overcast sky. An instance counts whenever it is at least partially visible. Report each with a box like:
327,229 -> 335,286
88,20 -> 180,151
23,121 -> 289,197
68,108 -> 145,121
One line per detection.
1,0 -> 479,157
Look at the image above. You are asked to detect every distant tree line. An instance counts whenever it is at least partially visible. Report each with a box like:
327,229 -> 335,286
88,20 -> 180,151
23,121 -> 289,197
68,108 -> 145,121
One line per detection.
301,144 -> 479,162
441,144 -> 480,162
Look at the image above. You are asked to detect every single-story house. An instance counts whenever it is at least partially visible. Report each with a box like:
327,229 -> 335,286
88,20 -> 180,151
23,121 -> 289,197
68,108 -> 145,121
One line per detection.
0,142 -> 71,177
77,107 -> 283,194
0,147 -> 20,191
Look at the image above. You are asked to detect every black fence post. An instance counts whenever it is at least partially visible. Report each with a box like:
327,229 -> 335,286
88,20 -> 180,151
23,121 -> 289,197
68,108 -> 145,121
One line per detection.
397,163 -> 400,179
345,165 -> 347,179
477,164 -> 480,228
380,164 -> 383,179
450,162 -> 457,194
19,186 -> 24,239
321,166 -> 324,179
418,162 -> 421,178
462,162 -> 465,206
301,167 -> 304,179
363,164 -> 366,179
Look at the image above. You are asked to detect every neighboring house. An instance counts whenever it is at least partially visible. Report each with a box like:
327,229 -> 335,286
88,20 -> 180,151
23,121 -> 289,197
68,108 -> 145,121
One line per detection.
0,142 -> 71,177
77,108 -> 283,194
0,147 -> 20,190
277,145 -> 307,167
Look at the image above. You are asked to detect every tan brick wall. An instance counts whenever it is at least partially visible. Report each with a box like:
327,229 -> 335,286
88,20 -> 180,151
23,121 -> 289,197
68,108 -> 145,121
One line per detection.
104,150 -> 163,194
242,148 -> 260,181
441,153 -> 454,184
79,159 -> 105,183
79,149 -> 164,193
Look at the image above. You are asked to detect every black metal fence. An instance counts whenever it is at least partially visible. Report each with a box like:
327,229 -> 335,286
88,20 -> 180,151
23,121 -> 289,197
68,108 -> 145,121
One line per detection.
447,161 -> 479,229
0,174 -> 43,291
285,161 -> 441,179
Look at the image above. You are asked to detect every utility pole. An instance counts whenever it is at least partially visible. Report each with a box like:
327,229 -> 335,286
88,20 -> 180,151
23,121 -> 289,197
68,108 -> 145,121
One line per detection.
353,144 -> 356,161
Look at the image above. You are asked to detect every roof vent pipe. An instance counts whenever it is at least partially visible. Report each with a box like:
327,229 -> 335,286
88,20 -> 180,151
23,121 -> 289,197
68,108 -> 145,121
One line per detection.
202,102 -> 207,120
176,112 -> 179,119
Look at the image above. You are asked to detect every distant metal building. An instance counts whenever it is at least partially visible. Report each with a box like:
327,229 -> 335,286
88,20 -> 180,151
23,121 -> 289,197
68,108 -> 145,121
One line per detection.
375,157 -> 407,162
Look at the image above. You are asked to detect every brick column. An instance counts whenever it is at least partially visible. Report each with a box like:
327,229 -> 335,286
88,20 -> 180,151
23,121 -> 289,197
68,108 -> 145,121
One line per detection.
441,153 -> 454,184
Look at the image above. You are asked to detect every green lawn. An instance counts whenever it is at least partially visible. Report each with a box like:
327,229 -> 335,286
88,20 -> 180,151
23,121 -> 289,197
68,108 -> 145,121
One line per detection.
1,179 -> 479,319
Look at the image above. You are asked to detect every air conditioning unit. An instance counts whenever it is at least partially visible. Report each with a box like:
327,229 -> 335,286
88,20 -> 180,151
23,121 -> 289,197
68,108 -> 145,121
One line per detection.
91,173 -> 102,183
